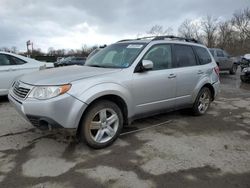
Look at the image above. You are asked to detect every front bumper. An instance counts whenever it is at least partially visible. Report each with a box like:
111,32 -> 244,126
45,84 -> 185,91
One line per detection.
8,92 -> 88,129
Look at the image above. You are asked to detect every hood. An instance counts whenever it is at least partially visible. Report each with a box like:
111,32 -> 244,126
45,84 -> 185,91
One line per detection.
20,65 -> 121,85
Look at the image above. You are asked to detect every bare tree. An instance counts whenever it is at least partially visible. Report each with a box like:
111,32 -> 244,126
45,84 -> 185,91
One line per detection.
55,49 -> 65,56
47,47 -> 55,56
232,8 -> 250,40
0,47 -> 10,52
10,46 -> 18,54
201,15 -> 218,48
217,21 -> 234,49
146,25 -> 173,36
178,19 -> 202,41
32,48 -> 44,56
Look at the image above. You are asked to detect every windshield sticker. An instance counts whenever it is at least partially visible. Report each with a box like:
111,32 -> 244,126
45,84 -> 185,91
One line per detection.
127,44 -> 143,49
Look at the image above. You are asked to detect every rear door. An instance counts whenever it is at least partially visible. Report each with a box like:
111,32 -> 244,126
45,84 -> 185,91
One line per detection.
216,50 -> 227,70
223,50 -> 233,69
172,44 -> 202,107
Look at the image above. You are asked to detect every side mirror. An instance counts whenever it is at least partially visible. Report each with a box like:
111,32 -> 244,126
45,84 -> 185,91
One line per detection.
142,60 -> 153,70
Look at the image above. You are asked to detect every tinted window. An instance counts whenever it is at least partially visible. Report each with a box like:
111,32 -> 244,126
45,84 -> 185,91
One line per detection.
77,58 -> 85,60
0,54 -> 11,66
209,49 -> 215,57
194,46 -> 212,65
223,51 -> 230,57
9,56 -> 26,65
173,45 -> 197,67
143,44 -> 172,70
216,50 -> 224,57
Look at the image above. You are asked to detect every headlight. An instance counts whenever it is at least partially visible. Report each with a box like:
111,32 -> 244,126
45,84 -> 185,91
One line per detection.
28,84 -> 71,100
242,68 -> 249,73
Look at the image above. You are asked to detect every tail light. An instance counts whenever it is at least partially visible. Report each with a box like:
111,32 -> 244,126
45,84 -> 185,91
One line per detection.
214,66 -> 220,78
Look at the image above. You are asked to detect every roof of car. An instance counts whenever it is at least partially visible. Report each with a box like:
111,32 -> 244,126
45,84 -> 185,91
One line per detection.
0,51 -> 42,64
117,35 -> 205,47
0,51 -> 27,59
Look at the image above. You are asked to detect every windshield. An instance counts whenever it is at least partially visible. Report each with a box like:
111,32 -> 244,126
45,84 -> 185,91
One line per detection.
85,43 -> 146,68
60,57 -> 72,63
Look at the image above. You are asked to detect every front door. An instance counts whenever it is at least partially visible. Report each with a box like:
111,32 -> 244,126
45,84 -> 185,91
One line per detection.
132,44 -> 176,115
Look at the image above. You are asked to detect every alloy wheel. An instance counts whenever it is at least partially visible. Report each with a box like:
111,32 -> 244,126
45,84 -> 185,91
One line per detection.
198,90 -> 210,114
89,108 -> 119,143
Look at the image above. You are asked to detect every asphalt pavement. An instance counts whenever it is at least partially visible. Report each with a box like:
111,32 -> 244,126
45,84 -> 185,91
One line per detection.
0,70 -> 250,188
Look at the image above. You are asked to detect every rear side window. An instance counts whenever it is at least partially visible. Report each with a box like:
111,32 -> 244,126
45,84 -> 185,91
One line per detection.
9,56 -> 26,65
173,44 -> 197,68
216,50 -> 224,57
194,46 -> 212,65
223,51 -> 229,57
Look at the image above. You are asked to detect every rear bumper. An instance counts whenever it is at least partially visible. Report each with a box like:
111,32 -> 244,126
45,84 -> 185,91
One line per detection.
8,92 -> 88,129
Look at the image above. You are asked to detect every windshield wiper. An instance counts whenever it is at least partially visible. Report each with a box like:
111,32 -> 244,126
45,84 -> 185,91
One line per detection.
87,64 -> 105,68
87,64 -> 121,69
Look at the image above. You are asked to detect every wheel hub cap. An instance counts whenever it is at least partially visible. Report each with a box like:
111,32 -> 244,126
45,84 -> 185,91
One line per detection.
89,108 -> 119,143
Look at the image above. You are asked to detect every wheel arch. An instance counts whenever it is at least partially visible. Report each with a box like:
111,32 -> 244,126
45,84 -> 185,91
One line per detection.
193,79 -> 216,103
77,94 -> 129,135
202,83 -> 215,101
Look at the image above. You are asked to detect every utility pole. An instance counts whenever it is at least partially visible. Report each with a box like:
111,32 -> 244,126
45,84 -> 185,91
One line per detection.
26,40 -> 30,57
31,42 -> 34,54
26,40 -> 33,57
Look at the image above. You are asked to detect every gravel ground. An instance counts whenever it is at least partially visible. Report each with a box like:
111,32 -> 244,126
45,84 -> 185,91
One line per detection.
0,70 -> 250,188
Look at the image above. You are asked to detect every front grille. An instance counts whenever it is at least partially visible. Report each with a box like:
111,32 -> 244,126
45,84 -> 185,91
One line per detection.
12,81 -> 31,99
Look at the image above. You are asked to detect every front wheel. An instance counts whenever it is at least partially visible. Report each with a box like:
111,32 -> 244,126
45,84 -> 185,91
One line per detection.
79,100 -> 123,149
240,75 -> 248,83
192,87 -> 212,116
229,64 -> 237,75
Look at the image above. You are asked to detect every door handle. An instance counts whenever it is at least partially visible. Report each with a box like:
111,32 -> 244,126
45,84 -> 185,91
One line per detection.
197,70 -> 204,75
8,68 -> 13,72
168,74 -> 176,79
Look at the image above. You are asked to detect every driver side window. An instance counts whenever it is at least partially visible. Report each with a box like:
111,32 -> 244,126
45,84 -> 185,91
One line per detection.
143,44 -> 172,70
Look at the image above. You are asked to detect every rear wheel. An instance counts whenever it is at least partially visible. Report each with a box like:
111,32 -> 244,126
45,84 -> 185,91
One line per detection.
192,87 -> 212,116
79,100 -> 123,149
229,64 -> 237,75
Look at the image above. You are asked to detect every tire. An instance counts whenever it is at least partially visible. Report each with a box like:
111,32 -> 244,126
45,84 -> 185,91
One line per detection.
192,87 -> 212,116
240,75 -> 247,83
79,100 -> 123,149
229,64 -> 237,75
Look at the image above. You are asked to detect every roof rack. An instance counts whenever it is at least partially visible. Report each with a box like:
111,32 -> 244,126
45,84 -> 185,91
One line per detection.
117,35 -> 200,44
117,36 -> 155,43
152,35 -> 199,43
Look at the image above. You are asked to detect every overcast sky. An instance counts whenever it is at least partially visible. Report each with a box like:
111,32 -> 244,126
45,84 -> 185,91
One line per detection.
0,0 -> 249,52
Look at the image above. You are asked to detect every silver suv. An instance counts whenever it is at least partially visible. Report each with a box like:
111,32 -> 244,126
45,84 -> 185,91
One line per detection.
9,36 -> 220,149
